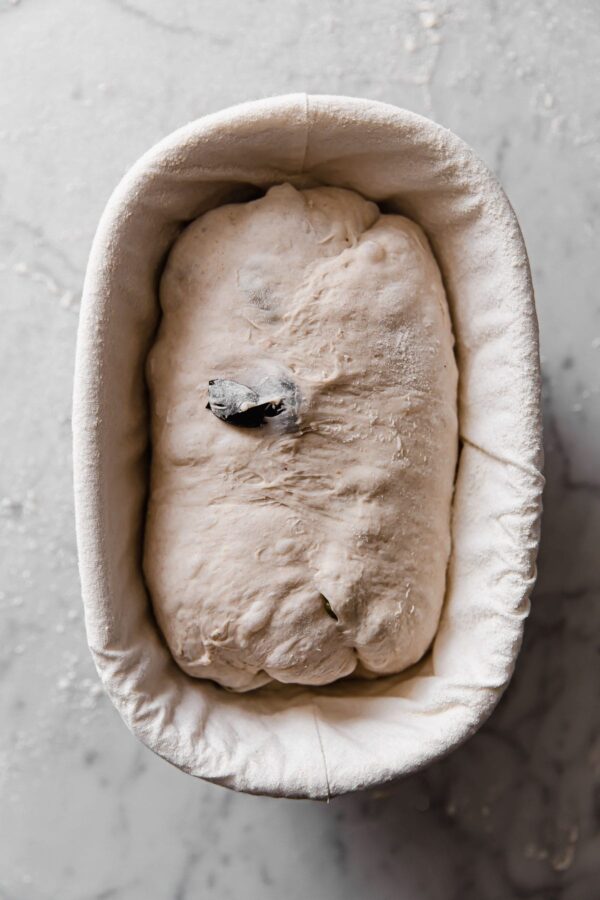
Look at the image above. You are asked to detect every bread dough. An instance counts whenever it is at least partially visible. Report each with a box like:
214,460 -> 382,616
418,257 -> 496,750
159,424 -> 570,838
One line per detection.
144,183 -> 458,691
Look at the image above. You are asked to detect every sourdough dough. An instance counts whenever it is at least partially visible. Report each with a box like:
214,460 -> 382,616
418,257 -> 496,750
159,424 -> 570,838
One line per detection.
144,183 -> 458,691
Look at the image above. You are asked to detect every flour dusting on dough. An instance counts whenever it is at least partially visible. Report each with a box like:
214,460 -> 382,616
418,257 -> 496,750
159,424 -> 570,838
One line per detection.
144,183 -> 458,691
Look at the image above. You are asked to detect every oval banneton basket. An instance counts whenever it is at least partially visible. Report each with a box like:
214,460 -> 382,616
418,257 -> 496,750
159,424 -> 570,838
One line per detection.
73,94 -> 543,799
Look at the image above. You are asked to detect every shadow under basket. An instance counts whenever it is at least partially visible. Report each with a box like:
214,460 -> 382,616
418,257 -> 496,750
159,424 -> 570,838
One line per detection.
72,93 -> 544,799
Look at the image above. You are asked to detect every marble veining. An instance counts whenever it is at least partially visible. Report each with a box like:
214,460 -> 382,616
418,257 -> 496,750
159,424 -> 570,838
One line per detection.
1,0 -> 599,898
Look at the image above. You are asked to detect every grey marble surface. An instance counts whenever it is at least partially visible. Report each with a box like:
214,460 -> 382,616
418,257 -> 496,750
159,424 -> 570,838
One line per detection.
1,1 -> 599,898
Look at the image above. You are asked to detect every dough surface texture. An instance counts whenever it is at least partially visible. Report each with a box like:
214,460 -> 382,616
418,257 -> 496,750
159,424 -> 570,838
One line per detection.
144,183 -> 458,691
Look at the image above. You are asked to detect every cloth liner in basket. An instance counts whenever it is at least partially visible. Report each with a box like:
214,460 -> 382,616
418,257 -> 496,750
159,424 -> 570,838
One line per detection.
73,93 -> 543,799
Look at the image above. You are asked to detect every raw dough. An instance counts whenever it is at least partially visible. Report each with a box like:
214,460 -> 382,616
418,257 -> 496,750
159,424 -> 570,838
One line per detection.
144,183 -> 458,691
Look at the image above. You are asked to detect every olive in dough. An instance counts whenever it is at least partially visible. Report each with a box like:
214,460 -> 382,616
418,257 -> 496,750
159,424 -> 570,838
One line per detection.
144,182 -> 458,691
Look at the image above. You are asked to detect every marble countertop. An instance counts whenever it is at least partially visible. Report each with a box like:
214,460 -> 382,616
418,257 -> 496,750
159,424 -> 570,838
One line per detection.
1,1 -> 599,898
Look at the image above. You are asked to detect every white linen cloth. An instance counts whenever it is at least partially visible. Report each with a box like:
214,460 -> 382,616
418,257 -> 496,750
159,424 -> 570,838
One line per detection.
73,94 -> 543,798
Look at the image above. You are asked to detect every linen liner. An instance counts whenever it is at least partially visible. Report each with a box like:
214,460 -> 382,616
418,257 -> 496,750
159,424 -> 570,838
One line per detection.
72,93 -> 544,799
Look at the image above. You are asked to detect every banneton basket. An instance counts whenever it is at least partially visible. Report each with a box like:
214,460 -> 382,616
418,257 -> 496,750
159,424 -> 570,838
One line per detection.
73,94 -> 543,799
